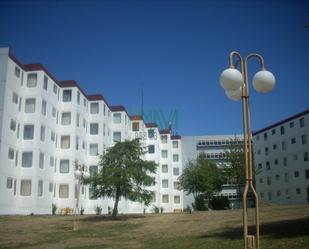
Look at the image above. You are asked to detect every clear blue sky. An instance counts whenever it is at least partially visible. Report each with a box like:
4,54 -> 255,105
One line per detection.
1,0 -> 308,135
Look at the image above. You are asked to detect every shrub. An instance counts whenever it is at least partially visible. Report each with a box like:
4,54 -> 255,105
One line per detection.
63,207 -> 72,215
108,206 -> 112,216
195,195 -> 208,211
160,206 -> 164,214
209,196 -> 230,210
95,205 -> 102,215
80,206 -> 84,215
184,205 -> 192,214
52,203 -> 57,215
152,205 -> 160,214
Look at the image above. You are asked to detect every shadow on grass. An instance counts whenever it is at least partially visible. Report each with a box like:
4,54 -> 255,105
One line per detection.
81,214 -> 147,222
200,217 -> 309,240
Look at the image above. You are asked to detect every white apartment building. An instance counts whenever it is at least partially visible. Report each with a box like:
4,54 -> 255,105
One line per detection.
0,47 -> 183,215
253,109 -> 309,205
182,134 -> 244,208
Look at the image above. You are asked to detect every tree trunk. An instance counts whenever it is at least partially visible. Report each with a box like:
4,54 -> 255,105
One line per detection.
112,191 -> 120,217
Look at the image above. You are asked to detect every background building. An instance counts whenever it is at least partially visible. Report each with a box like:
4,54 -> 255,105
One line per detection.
253,109 -> 309,205
182,134 -> 243,209
0,47 -> 183,214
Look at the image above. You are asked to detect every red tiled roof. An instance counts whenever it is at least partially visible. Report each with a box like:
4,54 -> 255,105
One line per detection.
171,135 -> 181,139
145,123 -> 158,128
130,115 -> 143,121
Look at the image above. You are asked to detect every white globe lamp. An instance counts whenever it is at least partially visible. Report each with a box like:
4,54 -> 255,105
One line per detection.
252,70 -> 276,93
220,68 -> 243,91
225,87 -> 242,101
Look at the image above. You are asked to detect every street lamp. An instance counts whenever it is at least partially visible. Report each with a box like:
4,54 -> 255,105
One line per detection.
219,51 -> 276,249
73,162 -> 90,231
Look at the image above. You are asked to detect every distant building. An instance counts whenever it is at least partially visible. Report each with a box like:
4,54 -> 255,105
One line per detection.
182,134 -> 244,209
253,109 -> 309,205
0,47 -> 183,214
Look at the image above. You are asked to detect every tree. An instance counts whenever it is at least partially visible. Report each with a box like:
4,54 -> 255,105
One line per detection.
88,139 -> 157,217
180,153 -> 224,209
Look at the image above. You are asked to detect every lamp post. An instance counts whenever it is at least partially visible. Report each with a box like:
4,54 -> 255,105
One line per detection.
73,162 -> 90,231
219,51 -> 276,249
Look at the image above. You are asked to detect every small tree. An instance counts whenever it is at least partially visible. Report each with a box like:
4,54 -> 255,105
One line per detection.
180,153 -> 224,210
88,139 -> 157,217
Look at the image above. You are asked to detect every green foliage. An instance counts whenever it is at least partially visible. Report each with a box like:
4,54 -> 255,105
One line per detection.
194,194 -> 208,211
108,206 -> 112,216
80,206 -> 84,215
209,196 -> 231,210
152,205 -> 160,214
52,203 -> 57,215
95,205 -> 102,215
184,205 -> 193,214
88,139 -> 157,217
160,206 -> 164,214
180,153 -> 224,205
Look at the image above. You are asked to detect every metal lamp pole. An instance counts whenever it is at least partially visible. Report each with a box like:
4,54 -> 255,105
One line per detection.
73,163 -> 90,231
220,51 -> 276,249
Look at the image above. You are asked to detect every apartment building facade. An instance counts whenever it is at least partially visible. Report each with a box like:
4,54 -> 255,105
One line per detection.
182,134 -> 244,208
253,109 -> 309,205
0,47 -> 183,214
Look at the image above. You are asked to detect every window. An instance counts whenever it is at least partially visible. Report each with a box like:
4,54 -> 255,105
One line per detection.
27,73 -> 37,88
132,122 -> 139,131
61,112 -> 71,125
61,136 -> 70,149
161,179 -> 168,188
268,192 -> 272,200
12,92 -> 18,104
267,176 -> 271,185
59,184 -> 69,198
266,161 -> 270,170
60,159 -> 70,173
258,163 -> 262,169
40,125 -> 45,142
75,136 -> 79,150
273,144 -> 277,150
53,84 -> 57,94
52,107 -> 56,117
300,118 -> 305,128
173,154 -> 179,162
151,191 -> 156,202
162,194 -> 169,203
39,152 -> 44,169
50,156 -> 54,167
10,119 -> 16,131
302,135 -> 307,145
263,133 -> 268,141
289,121 -> 294,128
7,177 -> 13,189
172,141 -> 179,148
271,129 -> 276,135
25,98 -> 36,113
38,180 -> 43,197
62,89 -> 72,102
284,173 -> 289,182
20,180 -> 32,196
173,167 -> 179,176
89,144 -> 98,156
90,123 -> 99,135
148,145 -> 155,154
305,169 -> 309,179
15,66 -> 21,77
77,91 -> 80,104
275,174 -> 280,181
174,195 -> 180,204
304,152 -> 309,162
161,135 -> 168,143
259,178 -> 263,183
49,182 -> 53,192
41,100 -> 47,115
51,131 -> 55,142
280,126 -> 285,135
294,171 -> 299,178
162,164 -> 168,173
23,124 -> 34,140
281,141 -> 286,151
161,150 -> 168,158
43,76 -> 48,90
90,102 -> 99,114
265,147 -> 269,155
113,113 -> 121,123
296,188 -> 301,195
8,148 -> 14,160
113,132 -> 121,142
276,190 -> 281,197
291,138 -> 296,144
76,113 -> 80,127
256,135 -> 260,141
293,154 -> 298,160
89,165 -> 98,176
257,149 -> 261,155
260,192 -> 264,199
174,181 -> 180,190
274,159 -> 278,165
148,129 -> 155,139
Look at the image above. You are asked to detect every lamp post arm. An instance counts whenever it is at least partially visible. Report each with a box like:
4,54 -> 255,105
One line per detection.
229,51 -> 243,69
245,53 -> 265,70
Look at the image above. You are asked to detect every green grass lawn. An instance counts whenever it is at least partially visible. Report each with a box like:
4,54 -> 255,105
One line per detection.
0,204 -> 309,249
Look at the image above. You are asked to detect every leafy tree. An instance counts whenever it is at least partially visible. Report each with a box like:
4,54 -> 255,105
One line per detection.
180,153 -> 224,209
88,139 -> 157,217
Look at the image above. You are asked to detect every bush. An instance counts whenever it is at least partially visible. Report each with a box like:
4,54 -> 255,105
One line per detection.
95,205 -> 102,215
195,195 -> 208,211
52,204 -> 57,215
209,196 -> 230,210
108,206 -> 112,216
160,207 -> 164,214
184,205 -> 192,214
152,205 -> 160,214
80,206 -> 84,215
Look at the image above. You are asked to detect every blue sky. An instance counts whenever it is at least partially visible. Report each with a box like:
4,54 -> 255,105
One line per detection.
1,0 -> 308,135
